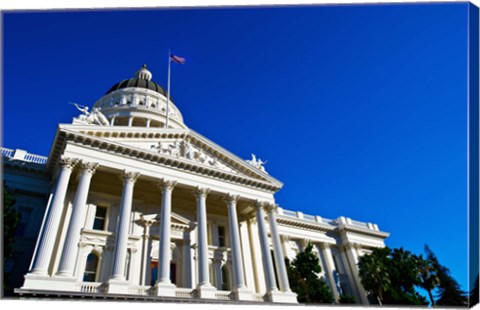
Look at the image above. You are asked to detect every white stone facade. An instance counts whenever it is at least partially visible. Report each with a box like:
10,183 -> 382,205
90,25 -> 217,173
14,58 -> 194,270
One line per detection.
8,65 -> 389,304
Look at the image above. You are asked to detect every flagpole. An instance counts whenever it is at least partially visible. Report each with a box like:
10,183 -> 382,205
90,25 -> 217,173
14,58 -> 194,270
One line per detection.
166,49 -> 171,129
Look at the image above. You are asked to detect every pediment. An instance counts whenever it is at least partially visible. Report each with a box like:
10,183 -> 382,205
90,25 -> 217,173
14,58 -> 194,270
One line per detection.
52,124 -> 283,192
142,211 -> 192,227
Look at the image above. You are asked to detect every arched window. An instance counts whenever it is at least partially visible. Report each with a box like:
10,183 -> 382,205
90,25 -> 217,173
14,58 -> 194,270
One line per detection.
221,265 -> 230,291
83,253 -> 99,282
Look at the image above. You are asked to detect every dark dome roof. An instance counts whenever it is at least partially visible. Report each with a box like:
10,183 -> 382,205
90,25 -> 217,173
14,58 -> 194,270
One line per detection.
106,78 -> 168,96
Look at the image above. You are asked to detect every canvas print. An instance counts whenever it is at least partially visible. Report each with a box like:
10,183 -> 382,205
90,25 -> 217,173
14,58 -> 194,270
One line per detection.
2,2 -> 479,308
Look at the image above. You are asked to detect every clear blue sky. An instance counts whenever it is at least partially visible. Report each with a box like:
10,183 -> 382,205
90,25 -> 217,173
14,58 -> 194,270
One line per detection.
3,3 -> 470,292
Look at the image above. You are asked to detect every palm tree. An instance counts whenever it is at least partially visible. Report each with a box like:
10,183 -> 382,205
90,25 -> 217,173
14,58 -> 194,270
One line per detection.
417,254 -> 440,307
358,247 -> 392,305
424,245 -> 467,306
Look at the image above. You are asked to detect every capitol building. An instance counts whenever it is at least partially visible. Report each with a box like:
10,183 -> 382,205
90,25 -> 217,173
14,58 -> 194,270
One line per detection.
4,65 -> 389,304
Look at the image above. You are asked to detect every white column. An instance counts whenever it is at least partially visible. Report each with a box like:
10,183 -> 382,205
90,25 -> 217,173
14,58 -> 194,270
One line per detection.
140,219 -> 153,286
224,194 -> 252,300
57,162 -> 99,277
108,171 -> 139,293
155,179 -> 177,296
194,187 -> 216,298
128,116 -> 133,127
254,201 -> 277,293
344,242 -> 369,304
247,218 -> 265,294
30,157 -> 78,275
239,219 -> 255,292
146,118 -> 151,127
183,238 -> 194,288
110,116 -> 116,126
319,243 -> 340,302
280,235 -> 291,260
225,194 -> 245,288
266,204 -> 292,293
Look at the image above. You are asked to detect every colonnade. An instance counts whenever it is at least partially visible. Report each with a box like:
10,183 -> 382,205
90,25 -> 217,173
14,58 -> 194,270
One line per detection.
26,157 -> 296,302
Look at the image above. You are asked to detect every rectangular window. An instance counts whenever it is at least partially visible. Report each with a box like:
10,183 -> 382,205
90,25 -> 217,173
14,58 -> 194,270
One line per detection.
93,206 -> 107,230
218,226 -> 226,247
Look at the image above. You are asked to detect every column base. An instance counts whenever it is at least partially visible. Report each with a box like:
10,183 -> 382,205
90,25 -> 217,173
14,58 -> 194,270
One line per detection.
266,290 -> 298,303
107,278 -> 130,294
21,273 -> 77,292
155,281 -> 177,297
195,284 -> 217,299
232,287 -> 253,301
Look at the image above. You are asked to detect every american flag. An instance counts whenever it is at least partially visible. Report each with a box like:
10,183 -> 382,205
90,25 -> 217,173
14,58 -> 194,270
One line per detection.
170,54 -> 186,64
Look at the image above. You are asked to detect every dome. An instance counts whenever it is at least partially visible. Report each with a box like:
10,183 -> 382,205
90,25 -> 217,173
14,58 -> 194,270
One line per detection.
91,64 -> 186,129
105,64 -> 168,96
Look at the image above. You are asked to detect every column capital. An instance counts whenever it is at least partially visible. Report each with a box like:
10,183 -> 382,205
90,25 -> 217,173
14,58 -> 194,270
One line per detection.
59,157 -> 79,170
193,186 -> 210,198
79,161 -> 99,175
121,170 -> 140,184
343,241 -> 358,251
301,238 -> 312,248
264,202 -> 278,213
280,234 -> 290,243
319,243 -> 332,250
157,178 -> 177,192
254,200 -> 267,210
223,193 -> 240,204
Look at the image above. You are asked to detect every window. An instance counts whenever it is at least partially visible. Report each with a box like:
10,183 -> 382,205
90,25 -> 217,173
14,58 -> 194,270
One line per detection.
15,207 -> 32,237
83,253 -> 99,282
93,206 -> 107,230
125,250 -> 131,280
221,266 -> 230,291
170,263 -> 177,285
218,226 -> 226,247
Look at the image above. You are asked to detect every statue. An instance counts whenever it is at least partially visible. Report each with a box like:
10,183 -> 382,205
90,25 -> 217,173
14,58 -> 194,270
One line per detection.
91,107 -> 110,126
246,153 -> 268,172
71,102 -> 110,126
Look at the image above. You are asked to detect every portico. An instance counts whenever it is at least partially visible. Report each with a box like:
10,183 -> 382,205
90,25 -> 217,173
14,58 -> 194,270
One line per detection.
21,144 -> 297,302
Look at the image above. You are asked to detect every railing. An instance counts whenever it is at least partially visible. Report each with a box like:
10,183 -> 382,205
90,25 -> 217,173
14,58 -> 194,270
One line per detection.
215,290 -> 233,300
281,208 -> 376,229
24,153 -> 49,164
175,288 -> 194,298
350,220 -> 369,229
1,147 -> 48,164
77,282 -> 105,293
128,285 -> 151,296
282,210 -> 297,217
1,147 -> 14,158
303,214 -> 316,221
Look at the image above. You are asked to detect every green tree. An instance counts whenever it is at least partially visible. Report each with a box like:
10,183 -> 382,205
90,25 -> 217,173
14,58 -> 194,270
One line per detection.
425,245 -> 467,307
3,186 -> 20,296
358,246 -> 427,306
384,248 -> 427,305
358,246 -> 391,305
286,243 -> 334,304
339,294 -> 356,304
417,253 -> 440,306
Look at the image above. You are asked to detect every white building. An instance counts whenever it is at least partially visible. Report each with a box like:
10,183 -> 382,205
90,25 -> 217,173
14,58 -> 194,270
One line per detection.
8,65 -> 389,304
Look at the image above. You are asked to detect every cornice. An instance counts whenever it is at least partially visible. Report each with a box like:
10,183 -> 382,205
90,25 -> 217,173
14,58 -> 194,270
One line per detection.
276,214 -> 336,233
337,224 -> 390,239
276,214 -> 389,240
2,158 -> 49,174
